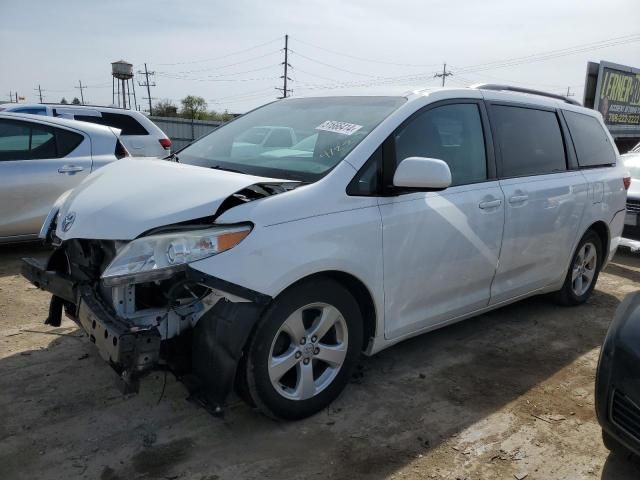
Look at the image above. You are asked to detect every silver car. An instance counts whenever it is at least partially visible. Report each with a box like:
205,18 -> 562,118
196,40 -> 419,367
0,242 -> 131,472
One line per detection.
0,112 -> 128,243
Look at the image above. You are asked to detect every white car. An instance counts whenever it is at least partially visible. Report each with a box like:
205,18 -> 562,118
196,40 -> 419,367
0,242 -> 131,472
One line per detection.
0,112 -> 129,243
23,85 -> 627,420
0,103 -> 171,158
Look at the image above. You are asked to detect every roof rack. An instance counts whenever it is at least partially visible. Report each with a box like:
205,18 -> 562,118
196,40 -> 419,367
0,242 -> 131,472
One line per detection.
471,83 -> 581,106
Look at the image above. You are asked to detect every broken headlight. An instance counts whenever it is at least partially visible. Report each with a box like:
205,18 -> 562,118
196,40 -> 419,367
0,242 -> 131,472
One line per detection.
101,225 -> 251,286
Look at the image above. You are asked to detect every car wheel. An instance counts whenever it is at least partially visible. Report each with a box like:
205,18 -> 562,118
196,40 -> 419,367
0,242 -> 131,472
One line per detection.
245,278 -> 363,420
554,230 -> 602,306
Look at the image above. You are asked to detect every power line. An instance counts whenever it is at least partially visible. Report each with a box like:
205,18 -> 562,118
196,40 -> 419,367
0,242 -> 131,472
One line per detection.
292,32 -> 640,93
434,63 -> 453,87
138,63 -> 156,114
275,34 -> 292,98
156,74 -> 279,83
454,33 -> 640,75
154,37 -> 282,66
34,85 -> 43,103
75,80 -> 86,104
289,50 -> 384,78
292,37 -> 442,68
157,63 -> 280,81
209,87 -> 276,103
158,50 -> 281,75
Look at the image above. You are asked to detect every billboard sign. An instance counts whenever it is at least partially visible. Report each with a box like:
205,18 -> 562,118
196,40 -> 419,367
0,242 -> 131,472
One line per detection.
584,61 -> 640,138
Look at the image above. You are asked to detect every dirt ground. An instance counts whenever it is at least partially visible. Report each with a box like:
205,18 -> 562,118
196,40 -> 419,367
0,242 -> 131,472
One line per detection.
2,244 -> 640,480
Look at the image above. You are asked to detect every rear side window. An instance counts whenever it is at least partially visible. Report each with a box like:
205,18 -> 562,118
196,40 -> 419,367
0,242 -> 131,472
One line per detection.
29,126 -> 56,159
56,128 -> 84,157
75,112 -> 148,136
491,105 -> 566,177
0,119 -> 83,160
563,111 -> 616,167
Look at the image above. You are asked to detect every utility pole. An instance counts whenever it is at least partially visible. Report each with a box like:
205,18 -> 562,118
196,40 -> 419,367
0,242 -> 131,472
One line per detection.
434,63 -> 453,87
137,63 -> 156,115
9,91 -> 12,103
76,80 -> 86,105
565,86 -> 575,98
35,85 -> 43,103
275,34 -> 292,99
15,92 -> 19,103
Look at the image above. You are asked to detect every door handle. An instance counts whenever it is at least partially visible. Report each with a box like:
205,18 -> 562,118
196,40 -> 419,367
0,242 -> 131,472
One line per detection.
58,165 -> 84,174
509,194 -> 529,204
479,199 -> 502,209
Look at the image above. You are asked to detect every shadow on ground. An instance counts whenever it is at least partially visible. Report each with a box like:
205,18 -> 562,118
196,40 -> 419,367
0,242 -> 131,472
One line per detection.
601,451 -> 640,479
1,248 -> 640,479
0,242 -> 50,278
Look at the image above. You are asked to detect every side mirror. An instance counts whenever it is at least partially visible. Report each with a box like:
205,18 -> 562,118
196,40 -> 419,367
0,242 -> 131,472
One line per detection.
393,157 -> 452,190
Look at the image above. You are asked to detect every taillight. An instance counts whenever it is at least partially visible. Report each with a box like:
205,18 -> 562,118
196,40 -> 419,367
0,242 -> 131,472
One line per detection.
624,176 -> 631,191
159,138 -> 172,150
115,139 -> 130,159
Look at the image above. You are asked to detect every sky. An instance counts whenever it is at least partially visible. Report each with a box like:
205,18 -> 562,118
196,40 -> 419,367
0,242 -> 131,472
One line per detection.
1,0 -> 639,113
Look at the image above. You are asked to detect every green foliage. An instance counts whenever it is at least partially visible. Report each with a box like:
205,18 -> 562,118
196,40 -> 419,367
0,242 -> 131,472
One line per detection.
154,99 -> 178,117
60,97 -> 68,104
180,95 -> 208,120
71,97 -> 81,105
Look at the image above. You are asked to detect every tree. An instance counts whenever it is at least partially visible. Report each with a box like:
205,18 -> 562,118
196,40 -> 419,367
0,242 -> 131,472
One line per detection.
60,97 -> 68,104
207,109 -> 235,122
71,97 -> 81,105
221,109 -> 234,122
180,95 -> 207,120
153,99 -> 178,117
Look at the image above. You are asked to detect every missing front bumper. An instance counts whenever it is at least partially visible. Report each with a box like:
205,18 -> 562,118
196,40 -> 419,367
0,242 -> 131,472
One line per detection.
21,255 -> 273,413
21,257 -> 161,377
76,286 -> 161,372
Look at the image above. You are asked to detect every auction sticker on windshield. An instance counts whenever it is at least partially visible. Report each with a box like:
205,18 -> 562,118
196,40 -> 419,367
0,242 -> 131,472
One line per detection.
316,121 -> 363,136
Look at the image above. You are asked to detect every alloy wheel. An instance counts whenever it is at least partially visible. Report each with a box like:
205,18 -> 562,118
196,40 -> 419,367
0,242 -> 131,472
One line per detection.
571,242 -> 598,297
268,302 -> 348,401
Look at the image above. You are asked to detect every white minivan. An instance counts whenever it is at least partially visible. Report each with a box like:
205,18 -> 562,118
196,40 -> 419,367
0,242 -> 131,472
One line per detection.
23,85 -> 627,420
0,103 -> 171,158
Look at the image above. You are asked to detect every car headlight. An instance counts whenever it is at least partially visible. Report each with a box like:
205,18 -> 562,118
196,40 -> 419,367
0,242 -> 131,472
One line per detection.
101,225 -> 251,286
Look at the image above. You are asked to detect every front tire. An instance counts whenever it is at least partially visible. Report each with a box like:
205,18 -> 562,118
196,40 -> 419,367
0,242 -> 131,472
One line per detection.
245,278 -> 363,420
554,230 -> 602,305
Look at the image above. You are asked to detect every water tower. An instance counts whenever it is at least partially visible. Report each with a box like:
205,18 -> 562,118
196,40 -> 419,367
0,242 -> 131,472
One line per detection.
111,60 -> 137,109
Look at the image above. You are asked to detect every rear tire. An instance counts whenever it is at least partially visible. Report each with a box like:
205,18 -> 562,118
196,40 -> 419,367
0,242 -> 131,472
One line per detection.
554,230 -> 602,306
245,278 -> 363,420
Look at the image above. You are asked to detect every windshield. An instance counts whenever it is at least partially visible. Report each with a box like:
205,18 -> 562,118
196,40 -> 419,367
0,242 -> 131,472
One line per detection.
177,96 -> 406,182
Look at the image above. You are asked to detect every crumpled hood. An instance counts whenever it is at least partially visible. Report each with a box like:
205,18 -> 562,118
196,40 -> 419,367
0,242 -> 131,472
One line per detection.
56,158 -> 285,240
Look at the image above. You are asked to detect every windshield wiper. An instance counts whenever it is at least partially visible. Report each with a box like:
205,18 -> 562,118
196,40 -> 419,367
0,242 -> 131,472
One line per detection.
210,165 -> 245,174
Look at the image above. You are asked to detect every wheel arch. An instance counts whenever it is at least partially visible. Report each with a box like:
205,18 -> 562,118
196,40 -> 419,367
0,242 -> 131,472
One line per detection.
587,220 -> 610,266
272,270 -> 378,353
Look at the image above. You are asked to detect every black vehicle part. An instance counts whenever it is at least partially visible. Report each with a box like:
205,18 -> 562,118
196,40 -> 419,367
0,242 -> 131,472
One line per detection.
46,295 -> 64,327
22,257 -> 75,303
186,266 -> 271,305
190,298 -> 265,411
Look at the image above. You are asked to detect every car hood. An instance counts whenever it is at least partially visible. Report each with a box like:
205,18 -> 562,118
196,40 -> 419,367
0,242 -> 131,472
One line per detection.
56,158 -> 290,241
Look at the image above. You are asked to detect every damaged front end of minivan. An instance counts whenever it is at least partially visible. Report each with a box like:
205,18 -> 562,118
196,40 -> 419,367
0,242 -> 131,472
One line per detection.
21,175 -> 297,414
